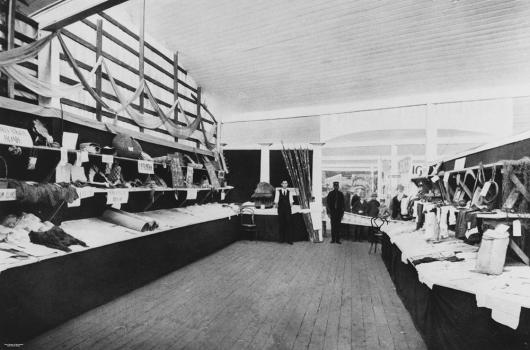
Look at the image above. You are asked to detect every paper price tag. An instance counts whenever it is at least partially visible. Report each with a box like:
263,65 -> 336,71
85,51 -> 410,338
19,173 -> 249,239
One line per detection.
27,157 -> 37,170
102,154 -> 114,164
75,152 -> 82,166
138,160 -> 154,174
454,157 -> 466,170
62,132 -> 78,150
221,191 -> 226,200
106,189 -> 129,204
0,189 -> 16,201
67,197 -> 81,207
0,125 -> 33,147
187,189 -> 198,200
431,175 -> 440,183
480,181 -> 491,197
76,187 -> 95,199
80,151 -> 89,163
59,148 -> 68,165
513,220 -> 522,237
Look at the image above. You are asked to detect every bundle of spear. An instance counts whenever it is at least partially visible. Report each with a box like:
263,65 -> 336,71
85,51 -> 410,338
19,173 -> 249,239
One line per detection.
281,144 -> 319,242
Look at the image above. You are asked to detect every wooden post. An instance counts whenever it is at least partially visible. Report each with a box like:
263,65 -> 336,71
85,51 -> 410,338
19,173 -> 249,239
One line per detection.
173,51 -> 179,142
138,0 -> 146,132
6,0 -> 16,99
95,19 -> 103,121
196,86 -> 202,148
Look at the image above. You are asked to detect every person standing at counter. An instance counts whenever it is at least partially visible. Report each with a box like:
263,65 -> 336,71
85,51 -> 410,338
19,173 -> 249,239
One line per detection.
326,181 -> 345,244
274,180 -> 294,244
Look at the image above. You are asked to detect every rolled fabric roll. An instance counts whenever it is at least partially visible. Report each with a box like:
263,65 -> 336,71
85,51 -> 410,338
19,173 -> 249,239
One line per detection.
104,208 -> 158,231
101,209 -> 150,232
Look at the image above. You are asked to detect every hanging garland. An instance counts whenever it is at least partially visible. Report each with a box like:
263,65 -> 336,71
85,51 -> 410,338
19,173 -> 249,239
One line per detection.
0,30 -> 216,149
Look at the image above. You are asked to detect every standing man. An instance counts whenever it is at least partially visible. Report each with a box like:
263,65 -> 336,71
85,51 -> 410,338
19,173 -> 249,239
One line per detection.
274,180 -> 294,244
326,181 -> 345,244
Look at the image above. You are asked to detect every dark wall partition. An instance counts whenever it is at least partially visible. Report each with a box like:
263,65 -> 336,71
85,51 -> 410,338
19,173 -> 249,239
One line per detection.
224,150 -> 261,203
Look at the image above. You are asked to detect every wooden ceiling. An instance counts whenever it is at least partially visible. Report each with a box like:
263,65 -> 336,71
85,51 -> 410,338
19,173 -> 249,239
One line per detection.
111,0 -> 530,114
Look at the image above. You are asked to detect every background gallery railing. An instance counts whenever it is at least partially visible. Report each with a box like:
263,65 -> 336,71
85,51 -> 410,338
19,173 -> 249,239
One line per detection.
0,3 -> 217,151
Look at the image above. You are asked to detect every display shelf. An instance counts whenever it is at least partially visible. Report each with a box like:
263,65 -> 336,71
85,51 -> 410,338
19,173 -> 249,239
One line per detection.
0,142 -> 209,170
0,95 -> 214,156
476,212 -> 530,219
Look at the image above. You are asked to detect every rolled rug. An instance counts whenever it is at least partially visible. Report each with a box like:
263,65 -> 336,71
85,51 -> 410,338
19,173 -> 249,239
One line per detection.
103,208 -> 158,231
101,209 -> 150,232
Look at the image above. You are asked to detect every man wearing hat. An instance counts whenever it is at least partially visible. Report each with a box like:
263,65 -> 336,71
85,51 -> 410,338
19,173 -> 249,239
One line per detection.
367,193 -> 380,218
274,180 -> 294,244
326,181 -> 345,244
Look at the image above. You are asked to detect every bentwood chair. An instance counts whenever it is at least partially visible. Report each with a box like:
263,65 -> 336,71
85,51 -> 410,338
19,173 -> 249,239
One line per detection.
240,206 -> 258,241
369,216 -> 388,254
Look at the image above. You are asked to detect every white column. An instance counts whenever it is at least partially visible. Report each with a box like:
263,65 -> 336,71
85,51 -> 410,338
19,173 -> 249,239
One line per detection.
390,144 -> 399,194
258,143 -> 272,183
377,157 -> 383,199
310,142 -> 325,241
425,103 -> 437,163
37,35 -> 60,108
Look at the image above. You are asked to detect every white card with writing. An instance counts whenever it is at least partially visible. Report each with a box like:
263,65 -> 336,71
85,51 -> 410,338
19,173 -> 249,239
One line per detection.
454,158 -> 466,170
221,191 -> 226,200
62,132 -> 78,150
431,175 -> 439,183
102,155 -> 114,164
76,186 -> 95,199
513,220 -> 522,237
106,189 -> 129,204
0,189 -> 16,201
0,125 -> 33,147
138,160 -> 154,174
187,189 -> 198,200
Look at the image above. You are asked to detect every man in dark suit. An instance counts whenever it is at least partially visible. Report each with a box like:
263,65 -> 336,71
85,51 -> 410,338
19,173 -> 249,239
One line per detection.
351,190 -> 369,241
326,181 -> 345,244
274,180 -> 294,244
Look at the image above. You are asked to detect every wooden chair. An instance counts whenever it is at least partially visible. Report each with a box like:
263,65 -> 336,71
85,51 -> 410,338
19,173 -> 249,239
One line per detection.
369,216 -> 388,254
240,206 -> 258,241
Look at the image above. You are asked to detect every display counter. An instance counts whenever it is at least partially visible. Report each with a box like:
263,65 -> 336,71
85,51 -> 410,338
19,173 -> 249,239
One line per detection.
382,222 -> 530,350
246,205 -> 309,242
0,204 -> 240,344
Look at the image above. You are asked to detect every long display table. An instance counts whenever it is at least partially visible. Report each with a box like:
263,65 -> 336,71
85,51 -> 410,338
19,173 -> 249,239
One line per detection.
382,222 -> 530,350
0,205 -> 240,344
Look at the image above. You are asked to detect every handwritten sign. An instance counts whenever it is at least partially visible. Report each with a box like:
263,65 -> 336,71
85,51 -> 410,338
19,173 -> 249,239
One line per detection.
76,186 -> 95,199
106,189 -> 129,205
513,220 -> 522,237
80,151 -> 89,163
431,175 -> 440,183
0,189 -> 16,201
0,125 -> 32,147
138,160 -> 154,174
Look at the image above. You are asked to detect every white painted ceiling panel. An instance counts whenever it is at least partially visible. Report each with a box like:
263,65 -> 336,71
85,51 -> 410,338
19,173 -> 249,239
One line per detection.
111,0 -> 530,115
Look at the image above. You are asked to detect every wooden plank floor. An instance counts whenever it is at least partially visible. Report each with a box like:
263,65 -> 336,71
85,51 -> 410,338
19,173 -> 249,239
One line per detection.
26,240 -> 426,350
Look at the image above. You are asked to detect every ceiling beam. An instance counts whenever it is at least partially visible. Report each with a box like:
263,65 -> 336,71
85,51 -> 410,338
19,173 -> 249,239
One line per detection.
324,136 -> 488,148
33,0 -> 129,31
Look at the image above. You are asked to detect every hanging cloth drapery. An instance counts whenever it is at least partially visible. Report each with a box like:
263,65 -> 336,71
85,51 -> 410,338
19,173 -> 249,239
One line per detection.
144,82 -> 201,139
0,32 -> 56,65
0,56 -> 103,98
